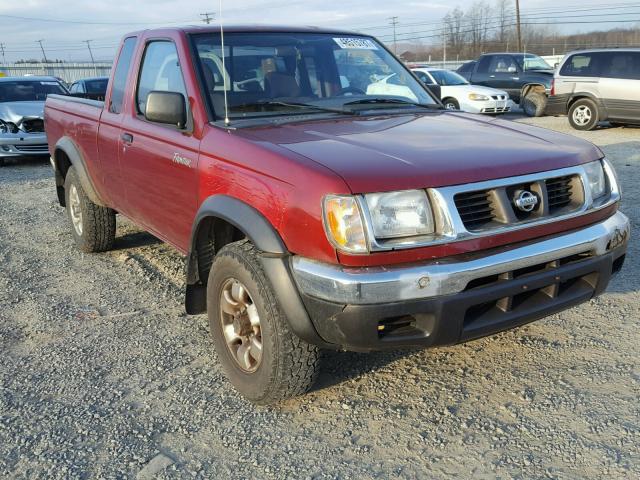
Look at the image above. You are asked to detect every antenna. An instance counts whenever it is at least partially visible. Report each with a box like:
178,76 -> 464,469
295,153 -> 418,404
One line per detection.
219,0 -> 230,126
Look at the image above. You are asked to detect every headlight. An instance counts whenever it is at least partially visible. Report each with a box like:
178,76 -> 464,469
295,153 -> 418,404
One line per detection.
468,93 -> 489,101
584,160 -> 606,199
323,195 -> 367,253
364,190 -> 434,239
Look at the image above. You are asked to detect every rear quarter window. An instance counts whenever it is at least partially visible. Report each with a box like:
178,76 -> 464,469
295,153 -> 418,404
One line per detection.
599,52 -> 640,80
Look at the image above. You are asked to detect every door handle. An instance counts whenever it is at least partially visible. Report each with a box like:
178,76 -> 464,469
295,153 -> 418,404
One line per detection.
489,75 -> 496,78
512,77 -> 520,80
121,133 -> 134,144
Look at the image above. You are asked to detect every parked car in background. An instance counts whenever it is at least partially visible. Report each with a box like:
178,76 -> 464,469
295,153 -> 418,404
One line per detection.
45,27 -> 628,404
458,53 -> 554,117
69,76 -> 109,101
0,76 -> 67,166
412,67 -> 510,113
546,48 -> 640,130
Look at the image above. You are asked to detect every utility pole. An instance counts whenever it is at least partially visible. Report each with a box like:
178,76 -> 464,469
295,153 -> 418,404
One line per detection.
84,40 -> 97,75
515,0 -> 522,52
36,39 -> 48,63
0,43 -> 5,64
200,12 -> 215,24
388,16 -> 399,55
442,28 -> 447,68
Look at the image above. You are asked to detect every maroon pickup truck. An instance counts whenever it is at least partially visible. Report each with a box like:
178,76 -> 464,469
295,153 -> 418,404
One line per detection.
44,26 -> 629,405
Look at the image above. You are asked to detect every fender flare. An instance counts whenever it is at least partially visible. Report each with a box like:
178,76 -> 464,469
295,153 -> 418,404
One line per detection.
53,137 -> 106,207
520,83 -> 548,99
185,195 -> 330,348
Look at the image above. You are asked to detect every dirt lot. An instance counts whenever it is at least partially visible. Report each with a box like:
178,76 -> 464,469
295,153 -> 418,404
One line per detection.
0,116 -> 638,479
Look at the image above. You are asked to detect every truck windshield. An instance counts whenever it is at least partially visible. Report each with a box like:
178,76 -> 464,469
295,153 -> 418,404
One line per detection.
191,32 -> 437,121
0,80 -> 67,102
516,54 -> 552,71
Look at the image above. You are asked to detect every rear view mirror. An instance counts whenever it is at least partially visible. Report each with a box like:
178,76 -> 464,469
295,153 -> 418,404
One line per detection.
145,91 -> 187,129
425,83 -> 441,100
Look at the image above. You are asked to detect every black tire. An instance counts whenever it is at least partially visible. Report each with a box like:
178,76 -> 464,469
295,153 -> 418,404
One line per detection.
568,98 -> 599,131
0,158 -> 5,167
64,167 -> 116,253
522,92 -> 547,117
442,97 -> 460,111
207,240 -> 320,405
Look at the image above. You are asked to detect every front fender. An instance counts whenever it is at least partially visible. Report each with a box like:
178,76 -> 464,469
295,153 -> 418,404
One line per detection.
185,195 -> 330,348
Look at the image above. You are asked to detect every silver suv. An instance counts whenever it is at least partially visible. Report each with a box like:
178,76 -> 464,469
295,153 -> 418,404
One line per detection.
546,48 -> 640,130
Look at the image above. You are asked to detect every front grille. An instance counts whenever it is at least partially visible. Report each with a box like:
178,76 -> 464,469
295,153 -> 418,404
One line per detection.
453,174 -> 583,232
482,107 -> 510,113
14,144 -> 48,153
546,176 -> 573,213
454,190 -> 496,230
21,118 -> 44,133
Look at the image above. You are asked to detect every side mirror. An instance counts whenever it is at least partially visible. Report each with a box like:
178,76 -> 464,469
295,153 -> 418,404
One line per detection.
425,83 -> 441,100
145,91 -> 187,129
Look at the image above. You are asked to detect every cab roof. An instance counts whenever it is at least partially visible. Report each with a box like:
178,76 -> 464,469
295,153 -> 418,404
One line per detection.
128,24 -> 366,37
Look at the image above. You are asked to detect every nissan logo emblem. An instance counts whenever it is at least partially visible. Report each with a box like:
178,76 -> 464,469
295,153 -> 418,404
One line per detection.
514,190 -> 539,212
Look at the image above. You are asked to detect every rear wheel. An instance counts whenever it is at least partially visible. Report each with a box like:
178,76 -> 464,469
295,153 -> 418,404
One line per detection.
568,98 -> 599,131
442,98 -> 460,110
522,92 -> 547,117
207,241 -> 321,405
64,167 -> 116,253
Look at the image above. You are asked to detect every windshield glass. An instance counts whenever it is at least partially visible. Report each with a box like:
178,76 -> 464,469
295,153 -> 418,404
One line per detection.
516,54 -> 552,71
0,80 -> 66,102
191,32 -> 436,121
428,70 -> 469,86
85,79 -> 109,94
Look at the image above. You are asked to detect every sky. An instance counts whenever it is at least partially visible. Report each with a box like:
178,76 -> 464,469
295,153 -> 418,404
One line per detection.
0,0 -> 638,62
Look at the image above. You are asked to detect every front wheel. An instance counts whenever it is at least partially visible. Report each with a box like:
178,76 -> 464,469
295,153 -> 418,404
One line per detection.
568,98 -> 599,131
207,241 -> 321,405
522,92 -> 547,117
442,97 -> 460,110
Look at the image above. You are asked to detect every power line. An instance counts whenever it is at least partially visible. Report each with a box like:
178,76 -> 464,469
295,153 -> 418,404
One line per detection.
200,13 -> 215,24
0,13 -> 197,26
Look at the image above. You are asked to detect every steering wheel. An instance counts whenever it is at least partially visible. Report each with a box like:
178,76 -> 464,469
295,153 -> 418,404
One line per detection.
335,86 -> 366,96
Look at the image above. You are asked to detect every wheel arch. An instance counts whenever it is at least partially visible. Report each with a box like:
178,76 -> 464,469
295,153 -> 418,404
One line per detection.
53,137 -> 105,207
185,195 -> 328,347
520,83 -> 547,99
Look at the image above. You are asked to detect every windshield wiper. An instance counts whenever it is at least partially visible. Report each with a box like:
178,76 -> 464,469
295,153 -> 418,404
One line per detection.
343,98 -> 441,110
233,101 -> 357,116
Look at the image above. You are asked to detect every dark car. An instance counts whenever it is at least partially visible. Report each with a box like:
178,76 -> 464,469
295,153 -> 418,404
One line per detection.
458,53 -> 554,116
69,77 -> 109,101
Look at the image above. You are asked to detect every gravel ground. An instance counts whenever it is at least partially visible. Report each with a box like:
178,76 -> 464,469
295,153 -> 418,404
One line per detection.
0,117 -> 638,479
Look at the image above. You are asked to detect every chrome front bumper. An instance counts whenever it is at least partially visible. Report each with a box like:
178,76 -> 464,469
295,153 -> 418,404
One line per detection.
292,211 -> 630,305
0,132 -> 49,157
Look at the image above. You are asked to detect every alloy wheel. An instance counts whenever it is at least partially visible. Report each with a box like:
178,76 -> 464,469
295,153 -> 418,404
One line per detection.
219,278 -> 263,373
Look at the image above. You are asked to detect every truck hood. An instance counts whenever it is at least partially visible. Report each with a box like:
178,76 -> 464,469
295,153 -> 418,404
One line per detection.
0,101 -> 45,123
242,112 -> 602,193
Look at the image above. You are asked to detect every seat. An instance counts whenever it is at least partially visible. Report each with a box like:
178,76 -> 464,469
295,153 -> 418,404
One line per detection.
265,71 -> 300,97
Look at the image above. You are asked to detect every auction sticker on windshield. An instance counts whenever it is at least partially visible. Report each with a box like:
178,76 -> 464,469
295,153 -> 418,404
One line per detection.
333,38 -> 378,50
